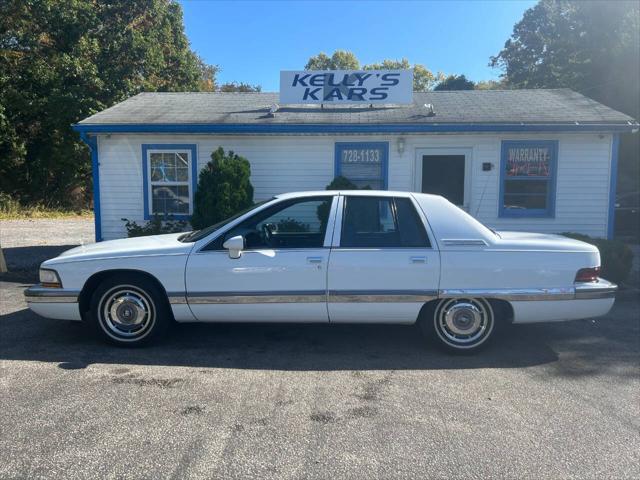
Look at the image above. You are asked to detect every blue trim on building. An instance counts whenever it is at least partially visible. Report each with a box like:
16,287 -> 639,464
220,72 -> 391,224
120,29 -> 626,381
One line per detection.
78,132 -> 102,242
607,133 -> 620,239
72,122 -> 638,135
334,142 -> 389,190
141,144 -> 198,221
499,140 -> 558,218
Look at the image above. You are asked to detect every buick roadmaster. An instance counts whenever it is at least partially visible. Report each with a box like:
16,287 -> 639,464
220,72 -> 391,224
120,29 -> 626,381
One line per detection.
25,191 -> 616,353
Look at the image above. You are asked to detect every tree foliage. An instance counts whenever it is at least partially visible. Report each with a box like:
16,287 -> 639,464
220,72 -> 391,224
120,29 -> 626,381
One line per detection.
219,82 -> 262,93
0,0 -> 216,207
191,147 -> 254,230
491,0 -> 640,192
305,50 -> 360,70
305,50 -> 442,91
434,74 -> 475,91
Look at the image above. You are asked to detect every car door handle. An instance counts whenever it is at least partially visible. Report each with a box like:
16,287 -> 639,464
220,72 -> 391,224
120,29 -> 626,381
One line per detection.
307,256 -> 323,264
410,256 -> 427,264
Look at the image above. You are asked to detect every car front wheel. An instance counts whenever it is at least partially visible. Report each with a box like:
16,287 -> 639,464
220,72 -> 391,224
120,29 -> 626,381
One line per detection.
89,275 -> 170,346
420,297 -> 496,353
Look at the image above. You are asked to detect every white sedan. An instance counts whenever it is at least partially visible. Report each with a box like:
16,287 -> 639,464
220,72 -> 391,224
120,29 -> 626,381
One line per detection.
25,191 -> 616,353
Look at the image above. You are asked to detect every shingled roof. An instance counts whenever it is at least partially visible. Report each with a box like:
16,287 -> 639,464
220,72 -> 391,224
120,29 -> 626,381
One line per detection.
78,89 -> 635,127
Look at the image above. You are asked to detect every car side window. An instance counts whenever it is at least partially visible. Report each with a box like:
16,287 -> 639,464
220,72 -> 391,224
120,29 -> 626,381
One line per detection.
340,196 -> 430,248
395,197 -> 431,247
205,196 -> 334,250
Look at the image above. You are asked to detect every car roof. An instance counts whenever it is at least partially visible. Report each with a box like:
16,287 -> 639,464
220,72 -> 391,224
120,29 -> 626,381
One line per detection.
274,190 -> 440,200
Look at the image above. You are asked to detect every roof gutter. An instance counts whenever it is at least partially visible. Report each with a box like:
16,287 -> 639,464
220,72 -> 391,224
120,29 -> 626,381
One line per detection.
72,121 -> 639,135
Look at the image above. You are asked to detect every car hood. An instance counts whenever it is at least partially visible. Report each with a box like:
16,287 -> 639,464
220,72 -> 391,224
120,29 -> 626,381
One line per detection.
44,232 -> 194,264
493,231 -> 599,252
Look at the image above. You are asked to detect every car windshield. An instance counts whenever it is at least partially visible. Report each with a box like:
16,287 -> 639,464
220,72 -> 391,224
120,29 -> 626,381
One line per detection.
178,199 -> 272,243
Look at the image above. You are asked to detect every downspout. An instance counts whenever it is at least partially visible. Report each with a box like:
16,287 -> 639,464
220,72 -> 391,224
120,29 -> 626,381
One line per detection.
607,133 -> 620,240
78,132 -> 102,242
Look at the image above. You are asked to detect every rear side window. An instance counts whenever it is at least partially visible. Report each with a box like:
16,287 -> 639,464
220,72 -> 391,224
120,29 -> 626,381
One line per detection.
341,196 -> 430,248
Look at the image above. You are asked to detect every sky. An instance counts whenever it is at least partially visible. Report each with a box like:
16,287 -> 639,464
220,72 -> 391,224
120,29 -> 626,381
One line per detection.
179,0 -> 537,91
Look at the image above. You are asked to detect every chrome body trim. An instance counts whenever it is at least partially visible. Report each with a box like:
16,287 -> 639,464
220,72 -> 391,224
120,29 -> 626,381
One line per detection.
167,293 -> 188,304
24,285 -> 80,303
328,290 -> 438,303
171,280 -> 616,306
441,239 -> 488,247
440,279 -> 617,301
440,287 -> 575,302
185,290 -> 326,304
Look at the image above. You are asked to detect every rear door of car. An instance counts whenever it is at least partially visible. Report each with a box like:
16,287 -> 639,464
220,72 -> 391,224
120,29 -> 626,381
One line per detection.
327,194 -> 440,323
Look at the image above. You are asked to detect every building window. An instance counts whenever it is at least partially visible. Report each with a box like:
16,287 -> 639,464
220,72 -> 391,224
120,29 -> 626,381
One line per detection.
142,144 -> 197,219
499,140 -> 557,217
335,142 -> 388,190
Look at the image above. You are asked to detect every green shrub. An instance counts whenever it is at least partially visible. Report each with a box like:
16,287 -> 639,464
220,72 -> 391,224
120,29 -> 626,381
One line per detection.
191,147 -> 254,230
316,176 -> 370,230
122,215 -> 188,238
325,176 -> 359,190
561,233 -> 634,284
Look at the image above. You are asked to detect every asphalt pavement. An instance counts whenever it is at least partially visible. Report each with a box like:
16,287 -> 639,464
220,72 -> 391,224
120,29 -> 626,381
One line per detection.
1,279 -> 638,479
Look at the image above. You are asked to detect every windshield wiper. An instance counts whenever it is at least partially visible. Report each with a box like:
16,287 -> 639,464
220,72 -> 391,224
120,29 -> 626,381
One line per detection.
178,231 -> 197,242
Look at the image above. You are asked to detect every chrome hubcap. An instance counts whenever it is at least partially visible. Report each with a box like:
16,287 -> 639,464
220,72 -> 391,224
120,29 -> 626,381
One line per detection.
444,302 -> 482,336
100,286 -> 154,339
436,298 -> 493,346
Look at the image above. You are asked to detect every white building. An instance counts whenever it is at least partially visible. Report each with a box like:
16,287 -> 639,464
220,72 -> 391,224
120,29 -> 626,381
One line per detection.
74,89 -> 638,241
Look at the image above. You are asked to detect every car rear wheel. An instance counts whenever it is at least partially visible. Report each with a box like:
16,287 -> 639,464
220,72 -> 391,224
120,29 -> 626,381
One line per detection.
89,275 -> 170,346
419,297 -> 495,353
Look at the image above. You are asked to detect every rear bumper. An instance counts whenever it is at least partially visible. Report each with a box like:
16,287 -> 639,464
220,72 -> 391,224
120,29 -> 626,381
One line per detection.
574,278 -> 617,299
24,285 -> 82,321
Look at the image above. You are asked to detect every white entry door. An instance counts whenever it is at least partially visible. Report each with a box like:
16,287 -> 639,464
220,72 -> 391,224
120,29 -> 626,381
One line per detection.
327,195 -> 440,323
185,196 -> 337,322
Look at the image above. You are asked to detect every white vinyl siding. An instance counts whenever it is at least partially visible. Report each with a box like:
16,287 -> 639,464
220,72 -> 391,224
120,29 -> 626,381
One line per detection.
96,133 -> 613,240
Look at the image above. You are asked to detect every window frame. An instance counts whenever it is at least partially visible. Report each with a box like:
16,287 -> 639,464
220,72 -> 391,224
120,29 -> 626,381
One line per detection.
498,140 -> 558,218
202,195 -> 338,251
142,144 -> 198,220
337,195 -> 431,249
334,142 -> 389,190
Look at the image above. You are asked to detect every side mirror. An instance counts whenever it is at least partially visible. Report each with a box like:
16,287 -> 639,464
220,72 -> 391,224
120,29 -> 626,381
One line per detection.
223,235 -> 244,259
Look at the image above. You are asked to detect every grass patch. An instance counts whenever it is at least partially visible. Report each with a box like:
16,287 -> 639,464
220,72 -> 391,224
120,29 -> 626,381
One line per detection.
0,207 -> 93,220
0,194 -> 92,220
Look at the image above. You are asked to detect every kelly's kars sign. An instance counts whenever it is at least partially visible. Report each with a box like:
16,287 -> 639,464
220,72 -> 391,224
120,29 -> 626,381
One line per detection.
280,70 -> 413,104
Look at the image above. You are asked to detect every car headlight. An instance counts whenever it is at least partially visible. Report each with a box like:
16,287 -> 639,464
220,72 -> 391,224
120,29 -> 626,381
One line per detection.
39,269 -> 62,288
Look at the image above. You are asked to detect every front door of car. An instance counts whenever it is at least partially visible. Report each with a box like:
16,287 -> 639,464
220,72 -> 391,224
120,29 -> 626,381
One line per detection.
185,196 -> 337,322
327,195 -> 440,323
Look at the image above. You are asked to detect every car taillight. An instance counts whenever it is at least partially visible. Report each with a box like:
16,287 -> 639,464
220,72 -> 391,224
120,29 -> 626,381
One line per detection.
575,266 -> 600,283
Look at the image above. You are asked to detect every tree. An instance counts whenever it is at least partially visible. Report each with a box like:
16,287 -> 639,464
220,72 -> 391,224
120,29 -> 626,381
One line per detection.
305,50 -> 441,91
364,59 -> 442,92
434,74 -> 475,91
305,50 -> 360,70
491,0 -> 640,193
0,0 -> 218,207
219,82 -> 262,93
191,147 -> 254,230
474,79 -> 507,90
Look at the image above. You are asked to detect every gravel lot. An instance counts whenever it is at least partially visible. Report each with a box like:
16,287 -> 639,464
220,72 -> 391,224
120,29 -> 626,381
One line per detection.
1,218 -> 94,275
1,218 -> 639,479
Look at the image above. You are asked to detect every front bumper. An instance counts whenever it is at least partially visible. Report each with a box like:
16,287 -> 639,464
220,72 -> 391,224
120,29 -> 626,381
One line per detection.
24,285 -> 80,303
24,285 -> 82,321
